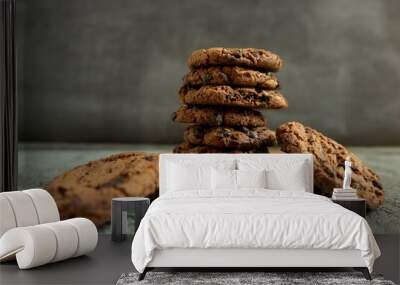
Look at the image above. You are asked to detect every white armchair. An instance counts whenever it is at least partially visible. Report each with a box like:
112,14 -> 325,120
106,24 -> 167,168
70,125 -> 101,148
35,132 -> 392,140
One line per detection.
0,189 -> 98,269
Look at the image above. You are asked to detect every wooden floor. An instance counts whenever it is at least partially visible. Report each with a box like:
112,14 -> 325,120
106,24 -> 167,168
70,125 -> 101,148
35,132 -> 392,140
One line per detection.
0,234 -> 398,285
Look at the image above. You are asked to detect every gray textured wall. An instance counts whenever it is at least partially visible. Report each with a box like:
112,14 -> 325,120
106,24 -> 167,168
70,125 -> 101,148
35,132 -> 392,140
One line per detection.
17,0 -> 400,145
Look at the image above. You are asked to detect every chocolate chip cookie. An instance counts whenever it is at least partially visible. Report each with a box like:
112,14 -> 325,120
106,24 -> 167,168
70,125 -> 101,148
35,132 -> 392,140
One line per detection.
179,85 -> 288,109
173,142 -> 270,153
276,122 -> 384,209
183,66 -> 279,89
46,152 -> 159,225
172,105 -> 266,127
184,125 -> 276,150
188,48 -> 283,72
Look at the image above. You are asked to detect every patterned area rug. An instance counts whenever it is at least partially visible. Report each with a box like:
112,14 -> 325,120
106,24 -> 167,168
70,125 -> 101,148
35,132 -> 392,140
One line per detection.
116,272 -> 396,285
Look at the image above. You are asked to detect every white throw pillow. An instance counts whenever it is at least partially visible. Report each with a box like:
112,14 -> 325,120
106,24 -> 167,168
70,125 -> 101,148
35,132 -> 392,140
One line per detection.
237,169 -> 267,189
212,169 -> 237,190
238,158 -> 310,192
266,163 -> 307,191
167,163 -> 212,191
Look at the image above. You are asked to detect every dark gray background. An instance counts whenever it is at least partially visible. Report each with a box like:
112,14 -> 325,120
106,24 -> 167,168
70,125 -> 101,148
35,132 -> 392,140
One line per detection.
17,0 -> 400,145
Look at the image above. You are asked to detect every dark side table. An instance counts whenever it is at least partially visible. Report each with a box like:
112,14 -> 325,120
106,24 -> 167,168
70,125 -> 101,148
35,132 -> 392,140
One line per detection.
332,198 -> 366,218
111,197 -> 150,242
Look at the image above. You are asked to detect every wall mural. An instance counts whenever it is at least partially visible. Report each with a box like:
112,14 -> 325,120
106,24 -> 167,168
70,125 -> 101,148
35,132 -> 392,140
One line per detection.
17,0 -> 400,234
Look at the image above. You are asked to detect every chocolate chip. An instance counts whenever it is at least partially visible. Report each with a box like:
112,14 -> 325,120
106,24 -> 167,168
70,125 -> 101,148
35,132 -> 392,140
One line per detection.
203,73 -> 212,83
372,180 -> 383,189
216,114 -> 223,126
228,94 -> 235,101
193,127 -> 204,138
241,126 -> 250,133
222,129 -> 231,137
217,128 -> 231,138
219,72 -> 229,83
232,50 -> 242,58
58,186 -> 67,197
249,131 -> 257,139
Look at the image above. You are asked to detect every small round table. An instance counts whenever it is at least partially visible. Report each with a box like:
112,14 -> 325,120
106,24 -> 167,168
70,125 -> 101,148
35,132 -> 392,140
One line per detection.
111,197 -> 150,242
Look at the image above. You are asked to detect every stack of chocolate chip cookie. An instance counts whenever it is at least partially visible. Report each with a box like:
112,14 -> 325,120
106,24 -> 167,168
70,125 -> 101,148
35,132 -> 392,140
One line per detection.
172,47 -> 287,153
